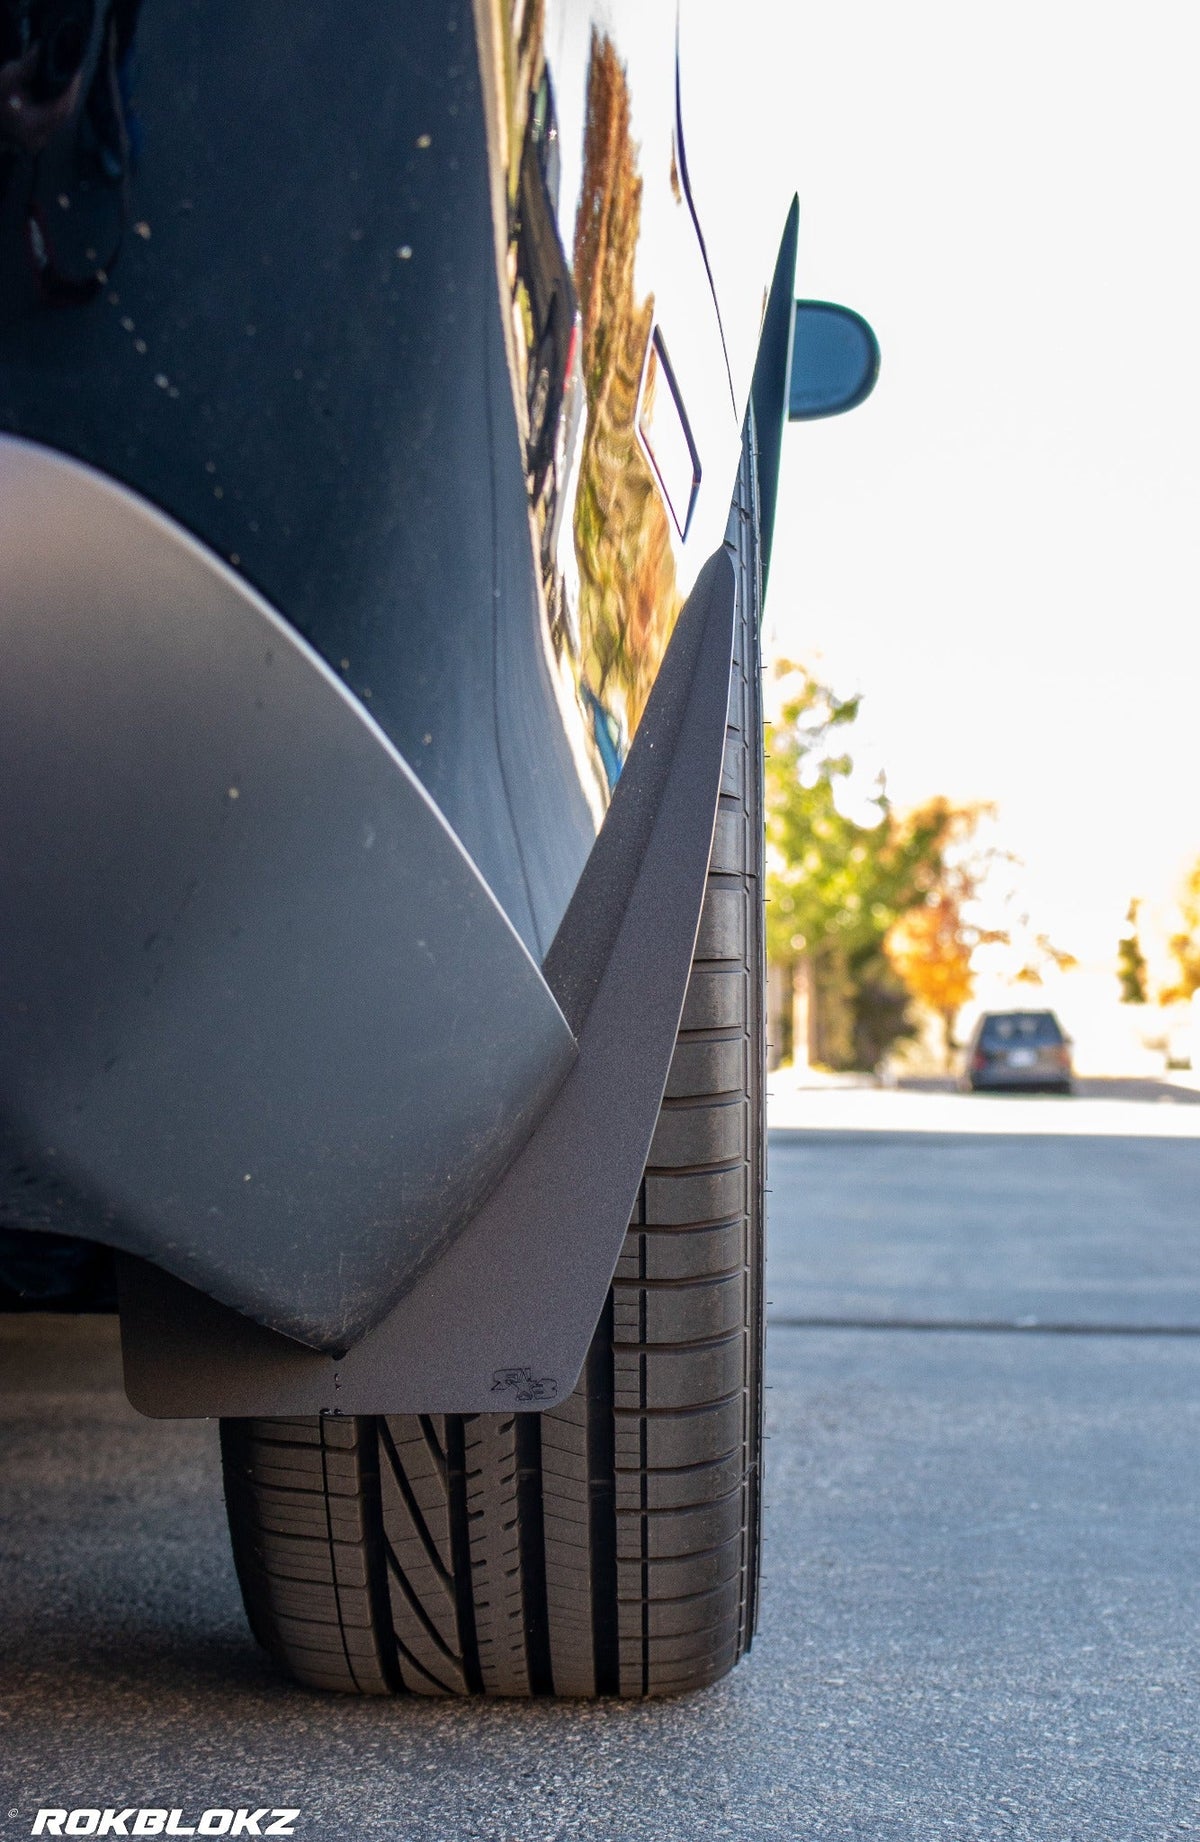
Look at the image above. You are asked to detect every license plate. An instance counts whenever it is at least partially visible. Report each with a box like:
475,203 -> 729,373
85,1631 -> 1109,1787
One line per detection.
1009,1048 -> 1036,1067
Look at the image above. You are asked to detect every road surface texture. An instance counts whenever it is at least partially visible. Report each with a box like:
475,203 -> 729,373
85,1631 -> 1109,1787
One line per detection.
2,1082 -> 1199,1841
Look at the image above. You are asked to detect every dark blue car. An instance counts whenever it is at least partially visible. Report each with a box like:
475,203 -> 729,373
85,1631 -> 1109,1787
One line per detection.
0,0 -> 877,1697
964,1011 -> 1074,1094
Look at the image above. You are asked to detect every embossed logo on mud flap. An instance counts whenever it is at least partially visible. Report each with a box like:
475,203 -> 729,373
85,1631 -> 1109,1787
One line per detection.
490,1366 -> 558,1404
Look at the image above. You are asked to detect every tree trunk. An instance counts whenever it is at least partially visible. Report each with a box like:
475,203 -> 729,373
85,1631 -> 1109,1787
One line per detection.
791,957 -> 812,1070
766,960 -> 792,1070
810,943 -> 856,1071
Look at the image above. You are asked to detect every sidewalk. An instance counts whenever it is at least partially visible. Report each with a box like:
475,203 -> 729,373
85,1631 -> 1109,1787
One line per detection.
767,1068 -> 1200,1137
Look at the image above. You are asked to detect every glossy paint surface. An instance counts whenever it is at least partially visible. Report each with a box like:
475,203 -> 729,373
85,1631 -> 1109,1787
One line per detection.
0,0 -> 747,956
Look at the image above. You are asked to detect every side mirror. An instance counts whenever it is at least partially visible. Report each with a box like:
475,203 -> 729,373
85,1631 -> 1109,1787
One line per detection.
789,301 -> 880,420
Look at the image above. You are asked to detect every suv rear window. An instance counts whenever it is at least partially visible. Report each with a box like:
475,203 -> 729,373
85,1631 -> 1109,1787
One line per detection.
979,1012 -> 1064,1047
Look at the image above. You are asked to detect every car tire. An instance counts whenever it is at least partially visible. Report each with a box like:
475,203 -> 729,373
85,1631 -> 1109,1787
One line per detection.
219,430 -> 766,1698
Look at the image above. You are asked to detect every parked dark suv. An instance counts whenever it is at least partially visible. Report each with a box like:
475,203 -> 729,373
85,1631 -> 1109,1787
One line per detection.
0,0 -> 877,1698
964,1011 -> 1074,1094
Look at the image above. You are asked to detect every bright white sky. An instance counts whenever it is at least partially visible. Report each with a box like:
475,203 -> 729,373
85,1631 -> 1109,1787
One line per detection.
757,0 -> 1200,965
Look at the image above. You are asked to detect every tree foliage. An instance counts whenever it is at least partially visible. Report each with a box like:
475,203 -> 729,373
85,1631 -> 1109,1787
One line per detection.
765,667 -> 999,1068
883,805 -> 1007,1063
765,672 -> 873,966
1012,932 -> 1079,986
1116,899 -> 1149,1004
1162,861 -> 1200,1004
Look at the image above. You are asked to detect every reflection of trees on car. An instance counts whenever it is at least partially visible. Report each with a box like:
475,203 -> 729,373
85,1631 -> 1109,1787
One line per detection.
571,29 -> 679,748
503,25 -> 680,792
513,67 -> 577,501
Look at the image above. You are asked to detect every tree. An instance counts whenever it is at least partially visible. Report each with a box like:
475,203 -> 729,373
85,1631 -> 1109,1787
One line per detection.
765,670 -> 872,965
766,669 -> 897,1067
883,801 -> 1007,1067
883,897 -> 972,1056
1162,861 -> 1200,1004
1116,899 -> 1149,1004
1012,932 -> 1079,986
765,668 -> 991,1069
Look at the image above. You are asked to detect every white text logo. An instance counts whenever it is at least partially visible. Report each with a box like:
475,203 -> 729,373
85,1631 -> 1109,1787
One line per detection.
30,1814 -> 300,1838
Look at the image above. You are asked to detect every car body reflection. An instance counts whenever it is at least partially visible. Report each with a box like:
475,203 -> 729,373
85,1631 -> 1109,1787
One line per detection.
0,0 -> 142,307
502,11 -> 723,803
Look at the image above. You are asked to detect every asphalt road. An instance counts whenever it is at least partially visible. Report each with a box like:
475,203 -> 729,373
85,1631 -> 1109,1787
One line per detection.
767,1078 -> 1200,1329
2,1085 -> 1199,1841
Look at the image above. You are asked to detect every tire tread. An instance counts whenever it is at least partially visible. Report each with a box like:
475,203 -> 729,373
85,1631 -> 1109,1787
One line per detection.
221,423 -> 765,1699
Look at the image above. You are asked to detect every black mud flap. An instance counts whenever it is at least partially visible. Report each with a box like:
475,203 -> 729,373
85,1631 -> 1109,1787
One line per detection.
119,546 -> 736,1416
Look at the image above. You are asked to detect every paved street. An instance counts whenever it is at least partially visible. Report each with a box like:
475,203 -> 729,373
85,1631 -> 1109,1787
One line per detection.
767,1077 -> 1200,1329
2,1085 -> 1199,1841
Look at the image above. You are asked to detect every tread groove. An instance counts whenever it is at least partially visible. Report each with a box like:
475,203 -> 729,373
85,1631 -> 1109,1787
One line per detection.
377,1420 -> 455,1588
445,1417 -> 484,1694
391,1631 -> 457,1697
515,1414 -> 554,1695
384,1539 -> 463,1667
589,1297 -> 621,1696
417,1413 -> 448,1474
317,1420 -> 369,1694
